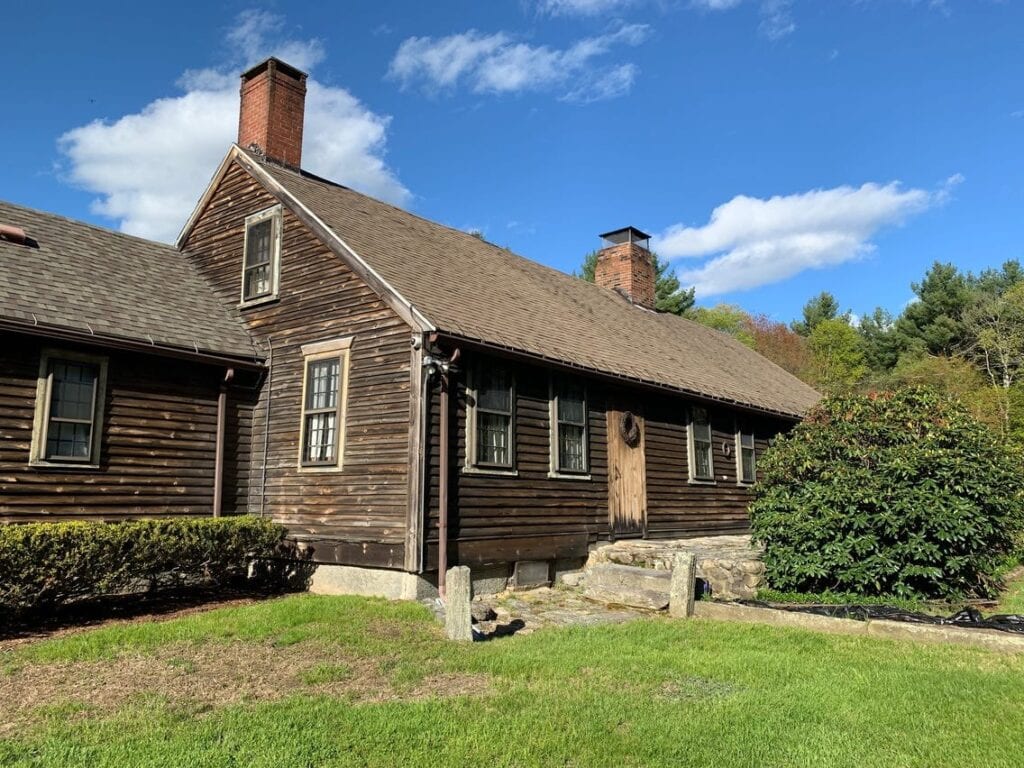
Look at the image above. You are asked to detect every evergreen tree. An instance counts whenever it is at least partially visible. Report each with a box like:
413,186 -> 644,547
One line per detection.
791,292 -> 842,336
893,262 -> 971,356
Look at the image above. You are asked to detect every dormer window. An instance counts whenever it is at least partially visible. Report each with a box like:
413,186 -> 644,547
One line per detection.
241,205 -> 282,305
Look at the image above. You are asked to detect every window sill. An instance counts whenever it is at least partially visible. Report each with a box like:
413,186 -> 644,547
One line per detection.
297,464 -> 345,474
687,478 -> 717,486
461,466 -> 519,478
29,461 -> 101,472
547,471 -> 592,481
736,481 -> 756,487
238,295 -> 280,310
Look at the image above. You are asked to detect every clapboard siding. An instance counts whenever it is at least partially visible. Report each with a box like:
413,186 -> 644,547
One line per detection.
181,161 -> 412,566
644,395 -> 784,537
424,350 -> 794,566
0,333 -> 244,521
425,355 -> 609,566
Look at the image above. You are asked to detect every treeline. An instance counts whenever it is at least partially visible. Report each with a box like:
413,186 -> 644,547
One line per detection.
690,261 -> 1024,448
578,251 -> 1024,447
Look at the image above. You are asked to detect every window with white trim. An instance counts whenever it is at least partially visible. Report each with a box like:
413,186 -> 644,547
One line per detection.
31,350 -> 108,466
241,205 -> 282,304
470,367 -> 514,469
687,406 -> 714,482
736,428 -> 756,484
298,337 -> 352,469
551,379 -> 588,475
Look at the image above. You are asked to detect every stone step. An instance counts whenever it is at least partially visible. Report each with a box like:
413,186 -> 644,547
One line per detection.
583,563 -> 671,610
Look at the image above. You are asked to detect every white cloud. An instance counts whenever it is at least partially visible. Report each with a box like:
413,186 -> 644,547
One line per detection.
654,176 -> 962,296
58,10 -> 408,243
759,0 -> 796,39
388,24 -> 649,102
537,0 -> 642,14
690,0 -> 743,9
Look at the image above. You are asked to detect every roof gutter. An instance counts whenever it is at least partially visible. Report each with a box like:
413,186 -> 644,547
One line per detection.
0,317 -> 265,370
433,331 -> 813,421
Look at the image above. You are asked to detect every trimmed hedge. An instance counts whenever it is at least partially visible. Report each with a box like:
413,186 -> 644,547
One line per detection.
0,516 -> 289,614
750,388 -> 1024,599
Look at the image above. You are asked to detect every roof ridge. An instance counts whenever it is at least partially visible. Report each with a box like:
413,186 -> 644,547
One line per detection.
0,198 -> 178,252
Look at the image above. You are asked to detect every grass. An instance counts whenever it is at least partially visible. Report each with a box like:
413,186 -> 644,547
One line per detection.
2,594 -> 1024,767
754,588 -> 942,614
994,568 -> 1024,615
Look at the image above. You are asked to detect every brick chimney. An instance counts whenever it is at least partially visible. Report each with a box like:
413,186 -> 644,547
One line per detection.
594,227 -> 656,309
238,57 -> 308,168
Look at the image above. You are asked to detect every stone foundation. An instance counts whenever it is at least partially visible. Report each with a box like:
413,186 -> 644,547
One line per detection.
586,535 -> 765,600
309,564 -> 438,600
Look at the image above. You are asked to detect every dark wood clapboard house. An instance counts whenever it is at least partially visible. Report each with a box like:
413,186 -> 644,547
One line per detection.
0,57 -> 819,597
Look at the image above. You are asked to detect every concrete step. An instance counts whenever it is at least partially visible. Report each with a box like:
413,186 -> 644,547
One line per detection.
583,563 -> 671,610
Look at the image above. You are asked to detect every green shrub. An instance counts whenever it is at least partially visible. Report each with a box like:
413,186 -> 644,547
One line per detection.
0,517 -> 288,614
750,387 -> 1024,599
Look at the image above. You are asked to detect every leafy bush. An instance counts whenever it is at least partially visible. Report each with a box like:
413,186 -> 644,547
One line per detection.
0,517 -> 289,614
750,388 -> 1024,599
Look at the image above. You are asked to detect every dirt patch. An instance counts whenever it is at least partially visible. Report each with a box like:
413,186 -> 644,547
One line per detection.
0,640 -> 491,736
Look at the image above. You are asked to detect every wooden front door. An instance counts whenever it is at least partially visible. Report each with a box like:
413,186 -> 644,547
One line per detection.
607,407 -> 646,538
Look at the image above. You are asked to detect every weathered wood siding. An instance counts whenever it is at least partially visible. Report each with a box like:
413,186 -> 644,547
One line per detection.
424,350 -> 792,567
181,162 -> 412,567
0,333 -> 247,521
644,393 -> 782,537
425,356 -> 609,567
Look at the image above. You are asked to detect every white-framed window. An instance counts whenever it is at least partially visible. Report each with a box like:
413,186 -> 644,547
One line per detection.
550,378 -> 588,476
736,427 -> 756,484
240,204 -> 283,305
297,337 -> 353,470
687,406 -> 715,483
468,366 -> 515,471
30,349 -> 108,467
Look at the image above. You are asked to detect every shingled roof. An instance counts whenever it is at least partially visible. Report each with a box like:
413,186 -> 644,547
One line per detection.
247,155 -> 819,418
0,200 -> 256,362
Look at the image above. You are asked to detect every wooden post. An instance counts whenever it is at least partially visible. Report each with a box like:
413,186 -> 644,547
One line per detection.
445,566 -> 473,641
669,552 -> 697,618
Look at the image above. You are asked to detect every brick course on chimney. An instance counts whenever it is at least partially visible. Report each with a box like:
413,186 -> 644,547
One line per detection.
238,57 -> 307,169
594,228 -> 656,309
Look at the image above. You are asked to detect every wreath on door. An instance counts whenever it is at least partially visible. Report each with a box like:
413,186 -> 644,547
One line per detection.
620,411 -> 641,447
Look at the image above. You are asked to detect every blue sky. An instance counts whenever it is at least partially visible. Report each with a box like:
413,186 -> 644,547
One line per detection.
2,0 -> 1022,322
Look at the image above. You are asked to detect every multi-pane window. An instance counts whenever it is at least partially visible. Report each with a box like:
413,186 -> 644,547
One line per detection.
31,351 -> 107,466
241,206 -> 281,303
737,429 -> 756,484
553,380 -> 588,474
45,360 -> 99,460
301,358 -> 341,465
473,368 -> 514,468
297,338 -> 352,470
689,407 -> 714,482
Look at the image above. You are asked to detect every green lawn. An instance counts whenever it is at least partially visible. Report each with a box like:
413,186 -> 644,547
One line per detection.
2,594 -> 1024,768
995,569 -> 1024,614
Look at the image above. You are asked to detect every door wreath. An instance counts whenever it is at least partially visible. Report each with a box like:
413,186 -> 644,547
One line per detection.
619,411 -> 641,447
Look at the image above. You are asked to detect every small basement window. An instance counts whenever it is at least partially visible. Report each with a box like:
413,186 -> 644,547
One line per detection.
687,406 -> 714,482
551,378 -> 588,475
469,366 -> 515,470
298,337 -> 353,470
31,350 -> 108,467
736,428 -> 756,484
241,205 -> 282,304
